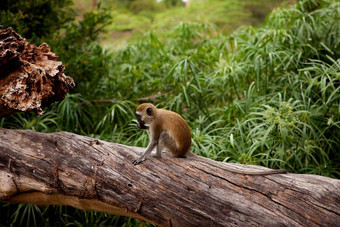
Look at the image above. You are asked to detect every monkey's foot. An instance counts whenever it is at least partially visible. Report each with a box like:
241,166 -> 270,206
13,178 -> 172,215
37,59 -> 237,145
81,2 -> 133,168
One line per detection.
132,157 -> 144,165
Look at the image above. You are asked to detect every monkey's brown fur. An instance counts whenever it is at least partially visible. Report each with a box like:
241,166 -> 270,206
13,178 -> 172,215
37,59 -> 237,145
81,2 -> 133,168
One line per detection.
136,103 -> 191,157
133,103 -> 288,175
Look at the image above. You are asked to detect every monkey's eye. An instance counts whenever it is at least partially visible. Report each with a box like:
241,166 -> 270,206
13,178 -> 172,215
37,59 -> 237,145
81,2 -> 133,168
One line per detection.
146,107 -> 152,116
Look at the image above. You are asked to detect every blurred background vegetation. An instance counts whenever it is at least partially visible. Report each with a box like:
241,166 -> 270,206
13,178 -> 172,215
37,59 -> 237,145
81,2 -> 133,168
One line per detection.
1,0 -> 339,226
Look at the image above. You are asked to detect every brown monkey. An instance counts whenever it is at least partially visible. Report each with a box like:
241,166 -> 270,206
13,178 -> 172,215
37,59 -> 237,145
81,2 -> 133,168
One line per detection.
133,103 -> 288,175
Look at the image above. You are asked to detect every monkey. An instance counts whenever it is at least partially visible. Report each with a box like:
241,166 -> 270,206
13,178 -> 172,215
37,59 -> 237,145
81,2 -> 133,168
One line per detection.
133,103 -> 288,175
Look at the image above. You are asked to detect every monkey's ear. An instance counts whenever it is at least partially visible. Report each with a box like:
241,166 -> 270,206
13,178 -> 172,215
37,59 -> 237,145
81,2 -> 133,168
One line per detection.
146,107 -> 152,116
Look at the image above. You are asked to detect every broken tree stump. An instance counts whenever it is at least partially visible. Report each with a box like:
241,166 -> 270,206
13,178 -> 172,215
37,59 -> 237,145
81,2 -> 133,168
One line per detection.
0,128 -> 339,226
0,27 -> 74,118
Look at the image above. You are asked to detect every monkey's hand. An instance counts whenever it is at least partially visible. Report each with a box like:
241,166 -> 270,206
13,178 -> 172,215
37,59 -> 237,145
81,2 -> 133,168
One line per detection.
132,157 -> 145,165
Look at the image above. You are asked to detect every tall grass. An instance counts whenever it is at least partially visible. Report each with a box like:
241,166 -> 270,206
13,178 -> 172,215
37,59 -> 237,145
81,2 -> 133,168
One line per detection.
1,0 -> 339,226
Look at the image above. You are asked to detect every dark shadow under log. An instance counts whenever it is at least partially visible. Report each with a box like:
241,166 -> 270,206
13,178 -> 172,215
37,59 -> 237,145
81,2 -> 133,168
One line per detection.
0,128 -> 339,226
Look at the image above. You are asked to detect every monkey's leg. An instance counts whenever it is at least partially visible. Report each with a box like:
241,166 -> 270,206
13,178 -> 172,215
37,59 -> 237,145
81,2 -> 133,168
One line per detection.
132,140 -> 156,165
155,132 -> 166,158
154,143 -> 163,158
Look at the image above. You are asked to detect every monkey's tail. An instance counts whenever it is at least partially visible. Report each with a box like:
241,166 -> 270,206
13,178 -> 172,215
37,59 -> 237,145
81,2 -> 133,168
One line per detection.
186,151 -> 288,175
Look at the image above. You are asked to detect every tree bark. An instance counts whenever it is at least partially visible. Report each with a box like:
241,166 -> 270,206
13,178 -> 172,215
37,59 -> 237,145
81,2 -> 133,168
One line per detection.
0,128 -> 339,226
0,27 -> 74,118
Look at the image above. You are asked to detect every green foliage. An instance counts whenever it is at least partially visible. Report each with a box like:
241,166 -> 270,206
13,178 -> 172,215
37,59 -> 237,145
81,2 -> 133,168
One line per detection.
1,0 -> 340,226
154,0 -> 249,33
163,0 -> 183,7
0,0 -> 74,44
100,0 -> 290,47
50,4 -> 113,97
55,93 -> 94,134
0,111 -> 58,132
96,100 -> 135,135
99,0 -> 339,178
129,0 -> 164,13
0,203 -> 151,227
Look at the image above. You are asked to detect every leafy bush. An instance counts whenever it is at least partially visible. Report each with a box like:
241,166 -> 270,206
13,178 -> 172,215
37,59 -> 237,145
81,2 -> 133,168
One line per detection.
1,0 -> 340,226
0,0 -> 74,44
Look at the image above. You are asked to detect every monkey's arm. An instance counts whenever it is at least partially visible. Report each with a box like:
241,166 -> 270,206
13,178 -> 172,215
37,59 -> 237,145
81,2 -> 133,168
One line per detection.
132,139 -> 157,165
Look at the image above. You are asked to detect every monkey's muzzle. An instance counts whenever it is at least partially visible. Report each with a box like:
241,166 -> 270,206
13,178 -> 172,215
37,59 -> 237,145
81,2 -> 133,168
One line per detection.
137,119 -> 149,130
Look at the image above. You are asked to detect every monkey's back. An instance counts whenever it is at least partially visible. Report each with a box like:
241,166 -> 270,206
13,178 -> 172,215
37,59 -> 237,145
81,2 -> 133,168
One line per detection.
157,109 -> 192,157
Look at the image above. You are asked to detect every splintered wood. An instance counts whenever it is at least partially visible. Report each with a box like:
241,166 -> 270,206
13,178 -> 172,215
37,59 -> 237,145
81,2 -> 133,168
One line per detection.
0,27 -> 74,117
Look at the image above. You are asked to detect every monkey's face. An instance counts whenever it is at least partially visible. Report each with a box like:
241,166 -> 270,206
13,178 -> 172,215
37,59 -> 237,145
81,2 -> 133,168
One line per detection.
136,103 -> 156,130
136,113 -> 149,130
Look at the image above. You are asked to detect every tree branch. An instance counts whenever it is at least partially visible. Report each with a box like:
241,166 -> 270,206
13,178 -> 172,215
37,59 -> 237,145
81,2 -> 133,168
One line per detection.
0,128 -> 339,226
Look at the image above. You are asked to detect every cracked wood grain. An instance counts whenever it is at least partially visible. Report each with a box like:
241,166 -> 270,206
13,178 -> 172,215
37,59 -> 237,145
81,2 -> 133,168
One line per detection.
0,128 -> 339,226
0,27 -> 74,117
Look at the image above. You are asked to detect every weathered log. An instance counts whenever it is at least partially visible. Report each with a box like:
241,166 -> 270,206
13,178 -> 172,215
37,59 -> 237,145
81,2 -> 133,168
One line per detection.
0,128 -> 339,226
0,27 -> 74,118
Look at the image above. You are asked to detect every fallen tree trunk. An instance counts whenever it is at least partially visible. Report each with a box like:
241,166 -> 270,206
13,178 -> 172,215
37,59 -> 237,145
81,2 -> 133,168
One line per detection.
0,128 -> 339,226
0,27 -> 74,117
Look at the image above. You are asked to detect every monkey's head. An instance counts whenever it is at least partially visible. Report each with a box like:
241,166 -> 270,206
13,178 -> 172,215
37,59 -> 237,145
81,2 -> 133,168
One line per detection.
135,103 -> 157,130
